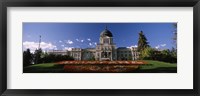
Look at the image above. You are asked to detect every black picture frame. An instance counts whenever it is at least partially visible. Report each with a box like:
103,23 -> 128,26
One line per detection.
0,0 -> 199,96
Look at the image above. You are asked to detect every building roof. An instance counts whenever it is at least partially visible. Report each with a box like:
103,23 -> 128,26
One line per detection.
117,47 -> 128,49
100,26 -> 113,37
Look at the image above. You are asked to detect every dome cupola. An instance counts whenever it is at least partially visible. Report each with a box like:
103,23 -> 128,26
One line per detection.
100,26 -> 113,37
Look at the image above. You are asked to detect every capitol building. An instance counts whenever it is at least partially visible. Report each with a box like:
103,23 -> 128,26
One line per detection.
48,27 -> 139,61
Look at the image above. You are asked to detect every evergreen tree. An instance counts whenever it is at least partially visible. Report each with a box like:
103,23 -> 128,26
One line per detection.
23,49 -> 33,67
172,23 -> 177,50
33,48 -> 43,64
137,31 -> 150,52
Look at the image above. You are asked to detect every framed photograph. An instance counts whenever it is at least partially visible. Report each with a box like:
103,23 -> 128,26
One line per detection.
0,0 -> 199,96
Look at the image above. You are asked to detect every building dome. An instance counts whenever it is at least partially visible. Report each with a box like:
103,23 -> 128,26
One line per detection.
100,27 -> 113,37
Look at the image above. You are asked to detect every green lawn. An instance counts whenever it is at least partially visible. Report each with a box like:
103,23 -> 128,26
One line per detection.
23,60 -> 177,73
23,63 -> 64,73
134,60 -> 177,73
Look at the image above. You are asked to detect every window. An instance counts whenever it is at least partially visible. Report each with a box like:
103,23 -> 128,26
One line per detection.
104,38 -> 109,44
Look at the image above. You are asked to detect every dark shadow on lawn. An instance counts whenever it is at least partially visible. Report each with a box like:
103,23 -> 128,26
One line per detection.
23,64 -> 65,73
132,67 -> 177,73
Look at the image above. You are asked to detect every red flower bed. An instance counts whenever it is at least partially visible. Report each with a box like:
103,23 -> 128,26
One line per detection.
57,60 -> 147,65
63,64 -> 139,73
56,60 -> 147,72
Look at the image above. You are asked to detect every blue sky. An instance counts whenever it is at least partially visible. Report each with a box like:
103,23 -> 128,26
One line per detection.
23,23 -> 176,52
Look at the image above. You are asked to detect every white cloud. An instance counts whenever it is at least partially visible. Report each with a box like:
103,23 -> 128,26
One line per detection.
76,39 -> 79,42
127,45 -> 138,48
155,45 -> 160,49
23,41 -> 57,52
88,42 -> 97,47
61,45 -> 65,47
76,39 -> 84,43
87,38 -> 91,41
155,44 -> 167,49
161,44 -> 166,47
66,40 -> 73,44
132,45 -> 138,47
63,47 -> 74,51
59,40 -> 62,43
54,47 -> 58,50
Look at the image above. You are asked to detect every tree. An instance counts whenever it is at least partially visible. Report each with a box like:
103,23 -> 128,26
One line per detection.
137,31 -> 150,52
33,48 -> 43,64
172,23 -> 177,50
88,56 -> 95,61
169,48 -> 177,63
140,47 -> 155,60
128,55 -> 132,60
23,49 -> 33,67
140,48 -> 177,63
171,47 -> 177,58
172,23 -> 177,60
160,49 -> 171,61
155,49 -> 177,63
42,53 -> 74,63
